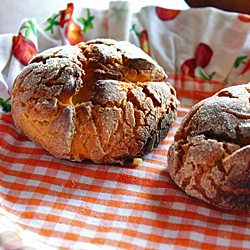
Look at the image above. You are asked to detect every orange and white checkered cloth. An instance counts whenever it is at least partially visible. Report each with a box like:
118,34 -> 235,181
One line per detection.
1,2 -> 250,249
1,107 -> 250,250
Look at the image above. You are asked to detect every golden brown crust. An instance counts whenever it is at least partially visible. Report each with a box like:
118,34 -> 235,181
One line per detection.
168,83 -> 250,210
12,39 -> 179,164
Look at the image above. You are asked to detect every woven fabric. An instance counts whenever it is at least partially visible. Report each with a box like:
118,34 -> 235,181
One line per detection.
1,2 -> 250,249
1,108 -> 250,250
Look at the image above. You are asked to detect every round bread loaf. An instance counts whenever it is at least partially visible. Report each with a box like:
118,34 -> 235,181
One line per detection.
168,83 -> 250,210
12,39 -> 179,165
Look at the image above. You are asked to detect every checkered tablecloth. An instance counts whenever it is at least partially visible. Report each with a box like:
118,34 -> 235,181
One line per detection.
1,2 -> 250,249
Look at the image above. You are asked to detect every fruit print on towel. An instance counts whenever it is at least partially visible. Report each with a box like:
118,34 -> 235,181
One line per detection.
130,24 -> 150,55
155,7 -> 180,21
45,3 -> 94,45
181,43 -> 216,80
234,55 -> 250,75
237,13 -> 250,22
12,20 -> 37,66
0,96 -> 11,113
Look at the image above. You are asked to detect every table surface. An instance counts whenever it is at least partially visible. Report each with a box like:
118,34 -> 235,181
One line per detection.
0,0 -> 189,34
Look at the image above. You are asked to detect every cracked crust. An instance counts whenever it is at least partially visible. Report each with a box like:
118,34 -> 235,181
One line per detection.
167,83 -> 250,210
12,39 -> 179,164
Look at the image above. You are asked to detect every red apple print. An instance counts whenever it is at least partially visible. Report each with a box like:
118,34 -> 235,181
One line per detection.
195,43 -> 213,68
12,33 -> 37,66
60,3 -> 84,45
181,43 -> 215,79
45,4 -> 94,45
238,13 -> 250,22
155,7 -> 180,21
181,58 -> 196,77
140,30 -> 150,55
60,3 -> 74,27
241,58 -> 250,74
130,24 -> 150,55
59,4 -> 95,45
65,19 -> 84,45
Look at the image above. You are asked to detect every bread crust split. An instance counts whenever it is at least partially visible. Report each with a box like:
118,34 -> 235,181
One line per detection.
12,39 -> 179,165
168,83 -> 250,210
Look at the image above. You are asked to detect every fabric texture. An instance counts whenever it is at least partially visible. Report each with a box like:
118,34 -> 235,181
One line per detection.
1,1 -> 250,249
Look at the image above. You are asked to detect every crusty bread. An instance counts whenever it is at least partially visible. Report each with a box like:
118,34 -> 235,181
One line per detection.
12,39 -> 179,164
168,83 -> 250,210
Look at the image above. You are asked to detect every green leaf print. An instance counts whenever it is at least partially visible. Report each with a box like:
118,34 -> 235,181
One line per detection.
45,13 -> 61,34
234,56 -> 247,68
77,9 -> 95,34
0,97 -> 11,112
20,20 -> 37,39
197,66 -> 216,80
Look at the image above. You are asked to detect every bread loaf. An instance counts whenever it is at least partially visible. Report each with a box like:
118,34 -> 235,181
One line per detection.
168,83 -> 250,210
12,39 -> 179,164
